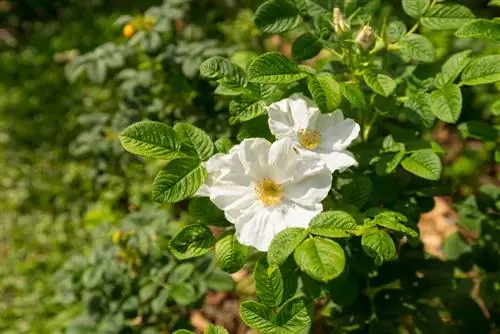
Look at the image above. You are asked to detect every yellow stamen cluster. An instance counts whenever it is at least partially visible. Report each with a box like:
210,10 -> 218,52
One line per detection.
298,129 -> 321,150
255,178 -> 283,207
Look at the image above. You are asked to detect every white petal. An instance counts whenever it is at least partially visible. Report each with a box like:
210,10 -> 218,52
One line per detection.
209,185 -> 256,223
267,138 -> 298,183
234,203 -> 286,251
281,200 -> 322,229
268,102 -> 295,139
194,184 -> 210,197
236,138 -> 271,180
283,157 -> 332,206
317,150 -> 358,172
320,118 -> 360,151
315,109 -> 344,135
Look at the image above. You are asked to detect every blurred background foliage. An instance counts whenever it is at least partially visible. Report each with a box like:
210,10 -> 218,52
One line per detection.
0,0 -> 498,333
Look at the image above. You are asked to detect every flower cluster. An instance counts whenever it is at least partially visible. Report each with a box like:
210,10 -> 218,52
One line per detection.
198,94 -> 360,251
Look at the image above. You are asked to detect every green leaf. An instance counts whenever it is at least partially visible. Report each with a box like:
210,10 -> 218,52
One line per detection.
268,228 -> 309,266
340,82 -> 366,108
294,237 -> 346,282
205,270 -> 236,292
401,150 -> 442,181
254,257 -> 284,307
248,52 -> 308,84
402,0 -> 430,18
169,263 -> 195,283
254,0 -> 302,33
188,197 -> 226,226
214,137 -> 233,154
430,84 -> 462,123
363,71 -> 397,97
361,229 -> 396,264
151,288 -> 170,314
292,33 -> 323,61
404,92 -> 435,128
120,120 -> 182,159
139,283 -> 158,302
152,158 -> 207,203
442,232 -> 471,261
434,50 -> 472,88
199,56 -> 246,87
173,330 -> 194,334
420,4 -> 475,30
229,97 -> 266,124
204,325 -> 229,334
373,217 -> 417,238
342,176 -> 373,208
455,19 -> 500,42
169,224 -> 215,260
173,123 -> 214,161
309,211 -> 357,238
215,233 -> 249,273
276,297 -> 311,333
171,283 -> 197,305
239,301 -> 277,333
400,34 -> 435,63
461,55 -> 500,86
458,121 -> 499,142
307,73 -> 341,113
386,20 -> 407,42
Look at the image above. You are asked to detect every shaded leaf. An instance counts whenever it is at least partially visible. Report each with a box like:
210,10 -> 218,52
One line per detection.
169,224 -> 215,260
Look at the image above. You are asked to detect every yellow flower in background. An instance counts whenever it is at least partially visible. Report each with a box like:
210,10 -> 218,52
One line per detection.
123,24 -> 135,38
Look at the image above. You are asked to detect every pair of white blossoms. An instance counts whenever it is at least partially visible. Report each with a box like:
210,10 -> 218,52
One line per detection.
197,94 -> 360,251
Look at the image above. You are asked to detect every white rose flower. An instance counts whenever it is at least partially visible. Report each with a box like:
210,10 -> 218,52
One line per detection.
267,93 -> 360,173
200,137 -> 332,251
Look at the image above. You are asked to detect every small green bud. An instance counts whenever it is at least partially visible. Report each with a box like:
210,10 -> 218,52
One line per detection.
332,8 -> 349,36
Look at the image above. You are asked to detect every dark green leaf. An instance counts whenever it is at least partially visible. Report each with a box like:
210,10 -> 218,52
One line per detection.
173,123 -> 214,161
216,232 -> 249,273
169,224 -> 215,260
248,52 -> 308,84
292,33 -> 323,61
307,73 -> 342,113
254,0 -> 303,33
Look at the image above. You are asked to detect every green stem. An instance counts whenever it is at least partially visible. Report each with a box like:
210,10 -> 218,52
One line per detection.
406,21 -> 420,35
363,112 -> 378,141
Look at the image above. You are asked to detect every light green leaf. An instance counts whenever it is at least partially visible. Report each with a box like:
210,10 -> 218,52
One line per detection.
248,52 -> 308,84
430,84 -> 462,123
455,19 -> 500,42
434,50 -> 472,88
458,121 -> 499,142
404,91 -> 435,128
401,34 -> 436,62
401,150 -> 442,180
276,297 -> 311,333
442,232 -> 471,261
205,271 -> 235,292
239,301 -> 277,333
173,123 -> 214,161
254,257 -> 284,307
120,120 -> 182,159
216,232 -> 249,273
214,137 -> 233,154
420,4 -> 475,30
229,97 -> 266,124
169,224 -> 215,260
340,82 -> 366,108
386,20 -> 407,42
294,237 -> 346,282
363,71 -> 396,97
171,283 -> 197,305
461,55 -> 500,86
373,217 -> 417,238
199,56 -> 246,87
173,330 -> 194,334
168,263 -> 195,283
361,229 -> 396,264
152,158 -> 207,203
342,176 -> 373,208
307,73 -> 341,113
268,228 -> 309,266
308,211 -> 357,238
254,0 -> 303,33
204,325 -> 229,334
292,32 -> 323,61
402,0 -> 430,18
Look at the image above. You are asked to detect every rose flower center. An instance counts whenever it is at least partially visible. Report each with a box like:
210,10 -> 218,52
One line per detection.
255,178 -> 283,207
298,129 -> 321,150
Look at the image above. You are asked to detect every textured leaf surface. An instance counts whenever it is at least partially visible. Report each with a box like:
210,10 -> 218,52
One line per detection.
402,0 -> 430,18
229,97 -> 266,124
294,237 -> 346,281
401,150 -> 442,180
361,229 -> 396,264
276,297 -> 311,333
421,4 -> 475,30
174,123 -> 214,161
254,0 -> 303,33
455,19 -> 500,42
461,55 -> 500,86
239,301 -> 277,332
248,52 -> 308,84
268,228 -> 309,266
342,176 -> 373,208
363,71 -> 396,97
309,211 -> 357,238
254,258 -> 284,307
170,224 -> 215,260
430,84 -> 462,123
401,34 -> 435,62
292,32 -> 323,61
120,120 -> 182,159
204,325 -> 229,334
216,233 -> 249,273
307,73 -> 341,113
153,158 -> 207,203
199,56 -> 246,87
340,82 -> 366,108
434,50 -> 472,88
